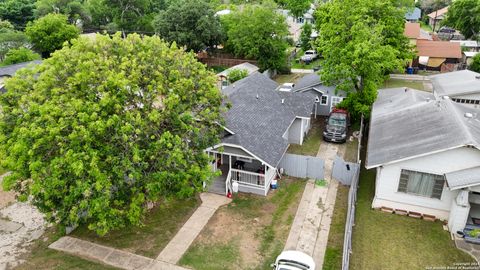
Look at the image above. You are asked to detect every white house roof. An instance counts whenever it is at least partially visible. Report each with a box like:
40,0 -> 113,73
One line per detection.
215,9 -> 231,16
366,88 -> 480,169
465,51 -> 479,58
430,70 -> 480,97
445,166 -> 480,190
217,63 -> 259,78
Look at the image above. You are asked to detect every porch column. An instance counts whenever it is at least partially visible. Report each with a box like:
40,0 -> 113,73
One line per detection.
229,155 -> 232,170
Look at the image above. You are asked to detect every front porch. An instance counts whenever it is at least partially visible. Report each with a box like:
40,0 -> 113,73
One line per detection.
206,147 -> 276,196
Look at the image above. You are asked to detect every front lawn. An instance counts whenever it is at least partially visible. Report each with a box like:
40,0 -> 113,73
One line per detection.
383,78 -> 427,91
72,196 -> 200,258
323,184 -> 349,270
350,167 -> 475,269
287,118 -> 324,156
179,177 -> 306,270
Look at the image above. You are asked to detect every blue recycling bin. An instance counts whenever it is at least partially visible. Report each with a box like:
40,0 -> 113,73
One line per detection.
407,67 -> 413,74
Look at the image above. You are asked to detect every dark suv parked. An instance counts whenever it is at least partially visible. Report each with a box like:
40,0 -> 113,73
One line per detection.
323,108 -> 349,143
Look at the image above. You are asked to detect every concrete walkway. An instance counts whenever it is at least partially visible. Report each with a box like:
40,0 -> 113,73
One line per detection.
49,193 -> 230,269
284,142 -> 343,267
49,236 -> 189,270
156,193 -> 231,264
455,238 -> 480,265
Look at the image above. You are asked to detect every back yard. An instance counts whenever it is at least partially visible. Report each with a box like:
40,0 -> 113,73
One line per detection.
287,118 -> 324,156
383,78 -> 427,91
179,177 -> 306,270
350,166 -> 475,269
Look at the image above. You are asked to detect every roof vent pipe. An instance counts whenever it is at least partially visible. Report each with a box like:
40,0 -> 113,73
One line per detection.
443,95 -> 450,100
465,112 -> 474,119
281,98 -> 285,104
256,94 -> 259,99
426,97 -> 431,102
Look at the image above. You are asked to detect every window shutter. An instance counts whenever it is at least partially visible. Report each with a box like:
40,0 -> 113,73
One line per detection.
432,176 -> 444,199
398,170 -> 409,193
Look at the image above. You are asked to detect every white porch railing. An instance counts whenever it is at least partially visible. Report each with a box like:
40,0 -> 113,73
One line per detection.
231,168 -> 266,187
225,169 -> 232,195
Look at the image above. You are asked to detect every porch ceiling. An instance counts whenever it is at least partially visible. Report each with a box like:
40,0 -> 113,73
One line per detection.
446,166 -> 480,190
208,145 -> 254,159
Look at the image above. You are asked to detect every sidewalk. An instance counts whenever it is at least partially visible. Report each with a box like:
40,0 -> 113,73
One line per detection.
49,192 -> 230,269
284,142 -> 343,267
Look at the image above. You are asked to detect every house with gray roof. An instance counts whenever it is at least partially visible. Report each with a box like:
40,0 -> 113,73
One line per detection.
366,87 -> 480,234
217,62 -> 259,90
430,70 -> 480,109
206,72 -> 315,196
292,73 -> 347,116
405,7 -> 421,22
0,60 -> 42,93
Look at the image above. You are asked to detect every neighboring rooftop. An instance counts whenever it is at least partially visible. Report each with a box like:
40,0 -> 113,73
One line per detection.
366,87 -> 480,168
221,73 -> 314,167
416,40 -> 462,58
0,60 -> 42,77
445,166 -> 480,190
293,73 -> 321,90
450,40 -> 479,48
428,6 -> 449,19
404,22 -> 421,39
405,7 -> 421,21
217,62 -> 259,78
430,70 -> 480,97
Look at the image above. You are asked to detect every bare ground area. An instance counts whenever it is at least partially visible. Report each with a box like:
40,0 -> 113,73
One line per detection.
180,177 -> 306,270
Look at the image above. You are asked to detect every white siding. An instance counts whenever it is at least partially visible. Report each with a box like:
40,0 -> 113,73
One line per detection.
372,147 -> 480,220
448,198 -> 470,233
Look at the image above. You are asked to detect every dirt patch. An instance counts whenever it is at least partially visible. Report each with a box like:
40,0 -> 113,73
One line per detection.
0,173 -> 15,209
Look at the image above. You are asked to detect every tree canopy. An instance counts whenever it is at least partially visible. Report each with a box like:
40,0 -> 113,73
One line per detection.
470,53 -> 480,73
299,23 -> 313,51
315,0 -> 413,119
222,3 -> 289,71
443,0 -> 480,39
0,33 -> 224,235
1,47 -> 40,65
284,0 -> 312,18
25,13 -> 79,57
153,0 -> 224,52
0,30 -> 30,61
0,0 -> 36,28
227,68 -> 248,82
35,0 -> 92,25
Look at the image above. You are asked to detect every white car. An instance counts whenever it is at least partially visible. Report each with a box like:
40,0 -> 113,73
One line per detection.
300,50 -> 318,63
271,250 -> 316,270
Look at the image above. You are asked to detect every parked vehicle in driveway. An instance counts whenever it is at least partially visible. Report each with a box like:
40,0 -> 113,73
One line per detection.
271,250 -> 315,270
300,50 -> 318,63
323,108 -> 349,143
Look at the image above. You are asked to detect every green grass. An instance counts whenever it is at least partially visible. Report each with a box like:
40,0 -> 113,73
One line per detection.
179,178 -> 306,270
383,78 -> 427,91
350,166 -> 475,270
209,66 -> 228,73
16,228 -> 119,270
273,73 -> 305,84
420,21 -> 433,33
290,48 -> 322,69
323,184 -> 349,270
72,196 -> 200,258
287,118 -> 323,156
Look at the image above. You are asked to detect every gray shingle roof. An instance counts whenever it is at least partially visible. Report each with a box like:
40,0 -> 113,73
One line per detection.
293,73 -> 321,91
366,88 -> 480,168
445,166 -> 480,190
431,70 -> 480,97
221,72 -> 314,167
293,73 -> 346,97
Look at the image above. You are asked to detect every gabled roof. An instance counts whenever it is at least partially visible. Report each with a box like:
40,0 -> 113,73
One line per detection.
217,63 -> 259,78
428,6 -> 449,19
220,72 -> 314,167
293,73 -> 346,97
416,40 -> 462,58
430,70 -> 480,97
405,7 -> 421,21
293,73 -> 321,90
404,22 -> 421,39
445,166 -> 480,190
366,88 -> 480,168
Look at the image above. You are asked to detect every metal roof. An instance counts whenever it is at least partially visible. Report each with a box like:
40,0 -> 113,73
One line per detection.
366,88 -> 480,168
221,72 -> 314,167
445,166 -> 480,190
431,70 -> 480,97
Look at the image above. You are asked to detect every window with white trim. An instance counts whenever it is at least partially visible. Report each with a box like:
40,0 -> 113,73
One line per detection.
331,96 -> 344,108
397,169 -> 444,199
320,95 -> 328,105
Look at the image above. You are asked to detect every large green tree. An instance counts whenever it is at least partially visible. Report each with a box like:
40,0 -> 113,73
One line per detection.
153,0 -> 224,52
0,0 -> 36,28
299,22 -> 313,51
285,0 -> 312,19
35,0 -> 91,25
443,0 -> 480,39
0,33 -> 223,235
25,13 -> 80,57
315,0 -> 413,119
222,3 -> 289,71
0,30 -> 30,61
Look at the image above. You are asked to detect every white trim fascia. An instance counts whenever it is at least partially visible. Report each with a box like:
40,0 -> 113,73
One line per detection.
206,143 -> 274,168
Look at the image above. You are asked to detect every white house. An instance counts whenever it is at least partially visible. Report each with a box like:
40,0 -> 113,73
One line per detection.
366,88 -> 480,234
206,72 -> 314,196
431,70 -> 480,109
